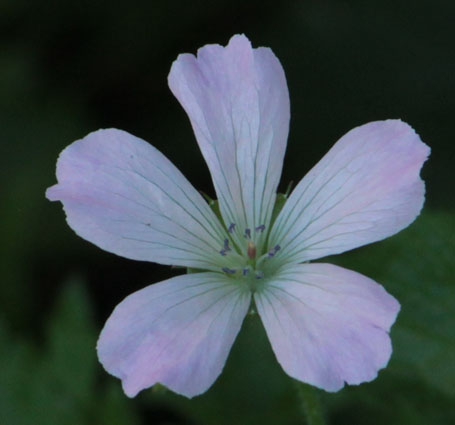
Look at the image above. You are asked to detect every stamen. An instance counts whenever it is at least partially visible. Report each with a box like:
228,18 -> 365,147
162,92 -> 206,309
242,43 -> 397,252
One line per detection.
228,223 -> 236,233
255,224 -> 266,233
219,239 -> 231,256
247,241 -> 257,260
255,271 -> 264,279
222,267 -> 237,275
242,268 -> 250,276
224,239 -> 231,249
267,245 -> 281,258
244,228 -> 251,239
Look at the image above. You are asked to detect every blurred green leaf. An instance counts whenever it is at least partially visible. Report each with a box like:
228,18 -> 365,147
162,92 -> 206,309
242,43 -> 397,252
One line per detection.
147,313 -> 300,425
0,278 -> 140,425
26,277 -> 98,425
327,374 -> 455,425
332,211 -> 455,396
0,320 -> 38,425
326,211 -> 455,424
45,277 -> 98,401
95,384 -> 140,425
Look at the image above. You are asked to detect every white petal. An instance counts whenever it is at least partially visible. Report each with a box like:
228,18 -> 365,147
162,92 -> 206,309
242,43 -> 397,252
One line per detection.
168,34 -> 290,244
46,129 -> 227,269
97,272 -> 251,398
255,263 -> 400,391
269,120 -> 430,263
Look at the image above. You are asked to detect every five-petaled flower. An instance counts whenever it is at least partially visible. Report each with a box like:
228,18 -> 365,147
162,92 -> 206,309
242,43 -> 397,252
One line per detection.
46,34 -> 430,398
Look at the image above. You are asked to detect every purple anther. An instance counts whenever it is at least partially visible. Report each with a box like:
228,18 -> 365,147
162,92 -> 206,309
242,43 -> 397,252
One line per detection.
255,271 -> 264,279
223,238 -> 231,251
268,245 -> 281,258
219,239 -> 231,256
255,224 -> 266,233
244,228 -> 251,239
222,267 -> 237,275
228,223 -> 236,233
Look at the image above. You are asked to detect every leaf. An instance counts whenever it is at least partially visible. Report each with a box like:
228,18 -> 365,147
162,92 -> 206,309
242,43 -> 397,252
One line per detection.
326,373 -> 455,425
147,313 -> 300,425
0,277 -> 140,425
0,320 -> 38,425
95,384 -> 140,425
45,277 -> 98,401
17,277 -> 96,425
329,211 -> 455,403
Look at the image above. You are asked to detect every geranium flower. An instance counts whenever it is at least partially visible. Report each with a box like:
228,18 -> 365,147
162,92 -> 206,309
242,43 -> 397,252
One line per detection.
46,34 -> 430,398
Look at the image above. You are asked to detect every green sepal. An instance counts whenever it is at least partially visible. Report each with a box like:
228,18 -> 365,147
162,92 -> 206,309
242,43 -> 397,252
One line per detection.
187,267 -> 205,274
200,191 -> 224,223
151,383 -> 169,395
270,181 -> 293,226
270,193 -> 288,226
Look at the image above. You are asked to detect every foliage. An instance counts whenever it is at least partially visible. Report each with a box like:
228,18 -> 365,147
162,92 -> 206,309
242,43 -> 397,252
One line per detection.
0,279 -> 139,425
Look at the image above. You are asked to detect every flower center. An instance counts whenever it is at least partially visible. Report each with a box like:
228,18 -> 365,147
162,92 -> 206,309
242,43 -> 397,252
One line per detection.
217,222 -> 281,289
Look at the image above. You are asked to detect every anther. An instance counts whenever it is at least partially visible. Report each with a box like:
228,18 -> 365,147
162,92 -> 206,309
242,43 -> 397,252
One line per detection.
228,223 -> 236,233
255,271 -> 264,279
267,245 -> 281,258
255,224 -> 265,233
242,268 -> 250,276
222,267 -> 237,275
244,228 -> 251,239
219,239 -> 231,256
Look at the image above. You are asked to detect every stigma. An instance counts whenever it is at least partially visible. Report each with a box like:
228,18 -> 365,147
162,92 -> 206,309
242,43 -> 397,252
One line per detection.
247,241 -> 257,260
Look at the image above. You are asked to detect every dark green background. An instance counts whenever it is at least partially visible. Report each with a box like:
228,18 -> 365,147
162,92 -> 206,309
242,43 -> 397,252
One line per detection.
1,1 -> 454,424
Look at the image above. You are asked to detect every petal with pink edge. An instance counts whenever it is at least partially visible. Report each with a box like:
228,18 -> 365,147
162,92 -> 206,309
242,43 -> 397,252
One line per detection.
169,34 -> 290,246
254,263 -> 400,391
46,129 -> 227,270
97,272 -> 251,398
269,120 -> 430,264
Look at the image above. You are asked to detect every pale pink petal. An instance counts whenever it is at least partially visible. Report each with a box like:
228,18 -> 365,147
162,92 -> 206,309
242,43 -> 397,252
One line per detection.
97,272 -> 251,398
46,129 -> 227,270
168,34 -> 290,246
269,120 -> 430,264
255,263 -> 400,391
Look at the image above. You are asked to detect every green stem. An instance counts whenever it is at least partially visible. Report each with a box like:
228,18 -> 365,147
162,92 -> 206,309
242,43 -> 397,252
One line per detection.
295,381 -> 327,425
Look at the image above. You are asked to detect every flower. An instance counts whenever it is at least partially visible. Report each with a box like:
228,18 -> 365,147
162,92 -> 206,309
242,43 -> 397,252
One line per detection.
46,34 -> 430,398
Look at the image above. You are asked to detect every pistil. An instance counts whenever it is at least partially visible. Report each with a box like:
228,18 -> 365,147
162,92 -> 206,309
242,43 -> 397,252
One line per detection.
247,241 -> 257,260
